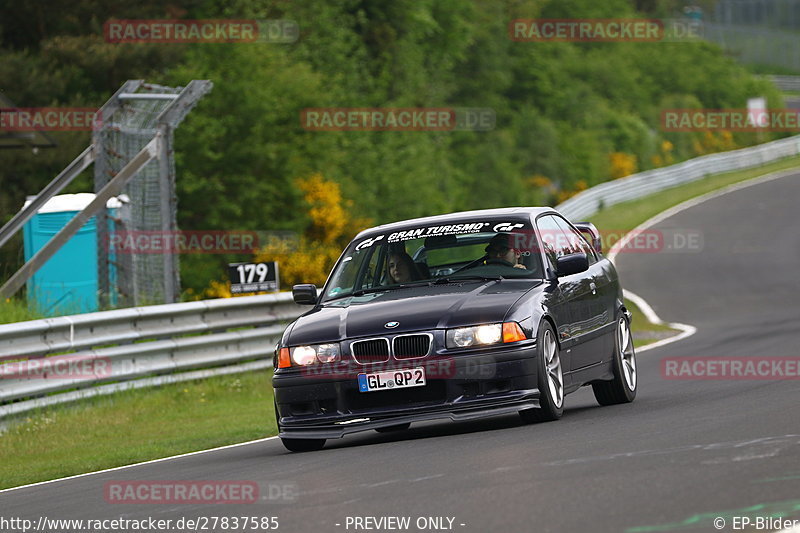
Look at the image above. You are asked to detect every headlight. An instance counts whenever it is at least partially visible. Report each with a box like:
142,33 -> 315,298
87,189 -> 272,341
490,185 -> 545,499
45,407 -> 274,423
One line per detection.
446,322 -> 526,348
447,323 -> 502,348
290,343 -> 340,366
291,346 -> 317,365
316,343 -> 340,363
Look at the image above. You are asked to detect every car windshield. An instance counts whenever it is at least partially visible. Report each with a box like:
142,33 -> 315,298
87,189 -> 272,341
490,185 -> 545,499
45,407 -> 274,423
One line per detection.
323,219 -> 544,301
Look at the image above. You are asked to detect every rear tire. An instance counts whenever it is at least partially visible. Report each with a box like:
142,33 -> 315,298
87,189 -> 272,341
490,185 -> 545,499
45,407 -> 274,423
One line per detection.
375,423 -> 411,433
520,321 -> 564,423
592,314 -> 637,406
280,437 -> 326,452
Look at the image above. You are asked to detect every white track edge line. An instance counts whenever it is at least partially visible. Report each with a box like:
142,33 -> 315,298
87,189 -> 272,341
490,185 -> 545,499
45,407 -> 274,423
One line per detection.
607,166 -> 800,352
0,435 -> 281,495
624,288 -> 696,353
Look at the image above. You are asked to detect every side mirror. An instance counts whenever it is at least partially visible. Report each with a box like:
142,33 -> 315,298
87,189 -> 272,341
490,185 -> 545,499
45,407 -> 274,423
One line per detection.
556,253 -> 589,277
292,284 -> 318,305
574,221 -> 602,254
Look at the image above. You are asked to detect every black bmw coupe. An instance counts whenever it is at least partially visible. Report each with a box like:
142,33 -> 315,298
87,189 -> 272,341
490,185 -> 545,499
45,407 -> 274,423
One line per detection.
273,207 -> 637,452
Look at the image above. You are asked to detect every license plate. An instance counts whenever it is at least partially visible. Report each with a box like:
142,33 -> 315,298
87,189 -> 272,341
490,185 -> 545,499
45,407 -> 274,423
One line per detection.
357,368 -> 426,393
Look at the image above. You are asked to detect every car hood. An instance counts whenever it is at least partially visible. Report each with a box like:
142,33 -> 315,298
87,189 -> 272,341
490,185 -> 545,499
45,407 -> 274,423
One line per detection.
284,280 -> 541,345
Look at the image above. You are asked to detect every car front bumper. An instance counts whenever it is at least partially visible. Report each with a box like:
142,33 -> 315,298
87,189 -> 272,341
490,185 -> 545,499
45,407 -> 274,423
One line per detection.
273,340 -> 540,439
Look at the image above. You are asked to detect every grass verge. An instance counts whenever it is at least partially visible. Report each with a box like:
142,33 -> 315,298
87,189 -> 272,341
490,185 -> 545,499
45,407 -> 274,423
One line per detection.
587,154 -> 800,233
1,153 -> 798,489
0,370 -> 275,490
0,298 -> 43,324
588,154 -> 800,343
626,297 -> 677,346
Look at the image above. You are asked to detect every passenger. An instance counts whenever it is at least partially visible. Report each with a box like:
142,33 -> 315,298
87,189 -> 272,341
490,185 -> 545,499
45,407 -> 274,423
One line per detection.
388,252 -> 422,283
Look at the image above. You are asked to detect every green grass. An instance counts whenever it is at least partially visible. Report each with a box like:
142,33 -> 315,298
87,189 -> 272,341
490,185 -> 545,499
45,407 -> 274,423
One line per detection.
0,371 -> 276,490
627,298 -> 674,331
0,298 -> 43,324
1,152 -> 799,490
587,154 -> 800,233
588,154 -> 800,343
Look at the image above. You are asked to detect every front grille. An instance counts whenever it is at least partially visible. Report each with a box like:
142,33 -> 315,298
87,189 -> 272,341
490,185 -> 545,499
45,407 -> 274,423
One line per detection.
351,338 -> 390,364
393,334 -> 431,359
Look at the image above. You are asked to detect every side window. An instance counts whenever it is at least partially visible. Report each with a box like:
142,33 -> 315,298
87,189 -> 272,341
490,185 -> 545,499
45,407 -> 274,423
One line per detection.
357,246 -> 386,290
535,215 -> 568,272
552,216 -> 597,264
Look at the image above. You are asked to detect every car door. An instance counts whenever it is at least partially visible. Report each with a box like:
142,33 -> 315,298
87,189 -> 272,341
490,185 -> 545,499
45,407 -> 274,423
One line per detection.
551,215 -> 612,370
535,214 -> 589,379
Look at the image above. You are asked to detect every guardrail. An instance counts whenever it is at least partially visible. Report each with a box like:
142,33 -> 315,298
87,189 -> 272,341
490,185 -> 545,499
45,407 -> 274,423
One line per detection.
3,135 -> 800,416
766,75 -> 800,92
0,293 -> 305,407
556,135 -> 800,220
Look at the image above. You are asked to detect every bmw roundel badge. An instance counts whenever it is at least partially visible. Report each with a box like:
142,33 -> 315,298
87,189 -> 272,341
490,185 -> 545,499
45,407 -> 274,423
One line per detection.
385,321 -> 400,329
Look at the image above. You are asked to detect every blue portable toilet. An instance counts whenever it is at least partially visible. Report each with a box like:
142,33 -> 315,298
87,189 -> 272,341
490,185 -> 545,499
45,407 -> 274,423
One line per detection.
22,193 -> 121,315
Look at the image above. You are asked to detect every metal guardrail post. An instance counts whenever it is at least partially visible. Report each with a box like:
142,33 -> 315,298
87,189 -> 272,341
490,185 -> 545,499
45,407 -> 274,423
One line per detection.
0,292 -> 303,410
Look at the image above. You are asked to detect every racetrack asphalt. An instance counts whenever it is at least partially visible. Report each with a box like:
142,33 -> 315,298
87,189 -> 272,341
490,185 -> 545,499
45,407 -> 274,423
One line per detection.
2,171 -> 799,533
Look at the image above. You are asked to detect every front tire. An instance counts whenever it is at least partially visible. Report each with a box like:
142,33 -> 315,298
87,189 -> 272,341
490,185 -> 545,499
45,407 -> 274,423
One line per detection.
592,314 -> 637,405
520,321 -> 564,423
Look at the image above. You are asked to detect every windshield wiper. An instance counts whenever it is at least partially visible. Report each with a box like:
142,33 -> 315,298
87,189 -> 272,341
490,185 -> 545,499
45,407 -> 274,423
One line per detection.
434,275 -> 504,284
323,287 -> 389,301
350,287 -> 394,297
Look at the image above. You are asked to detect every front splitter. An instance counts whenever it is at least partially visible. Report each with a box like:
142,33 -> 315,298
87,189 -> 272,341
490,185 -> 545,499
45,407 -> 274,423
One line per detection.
278,394 -> 539,439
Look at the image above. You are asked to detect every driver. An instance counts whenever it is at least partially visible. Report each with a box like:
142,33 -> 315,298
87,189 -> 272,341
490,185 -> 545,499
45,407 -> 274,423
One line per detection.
484,234 -> 527,269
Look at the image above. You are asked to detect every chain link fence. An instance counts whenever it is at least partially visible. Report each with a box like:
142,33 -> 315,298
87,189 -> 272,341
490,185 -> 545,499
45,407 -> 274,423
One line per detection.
93,81 -> 209,307
703,0 -> 800,72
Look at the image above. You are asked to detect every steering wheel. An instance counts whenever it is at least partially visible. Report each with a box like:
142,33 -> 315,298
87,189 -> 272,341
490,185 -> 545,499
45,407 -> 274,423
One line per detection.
450,254 -> 488,274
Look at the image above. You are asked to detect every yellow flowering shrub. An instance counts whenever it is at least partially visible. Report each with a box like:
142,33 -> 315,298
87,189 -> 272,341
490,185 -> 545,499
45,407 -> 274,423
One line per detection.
203,173 -> 370,297
528,175 -> 553,189
692,131 -> 737,157
297,173 -> 347,244
609,152 -> 638,180
651,139 -> 675,167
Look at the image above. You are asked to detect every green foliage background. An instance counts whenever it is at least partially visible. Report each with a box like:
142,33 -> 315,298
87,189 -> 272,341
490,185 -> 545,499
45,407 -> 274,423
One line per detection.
0,0 -> 784,294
